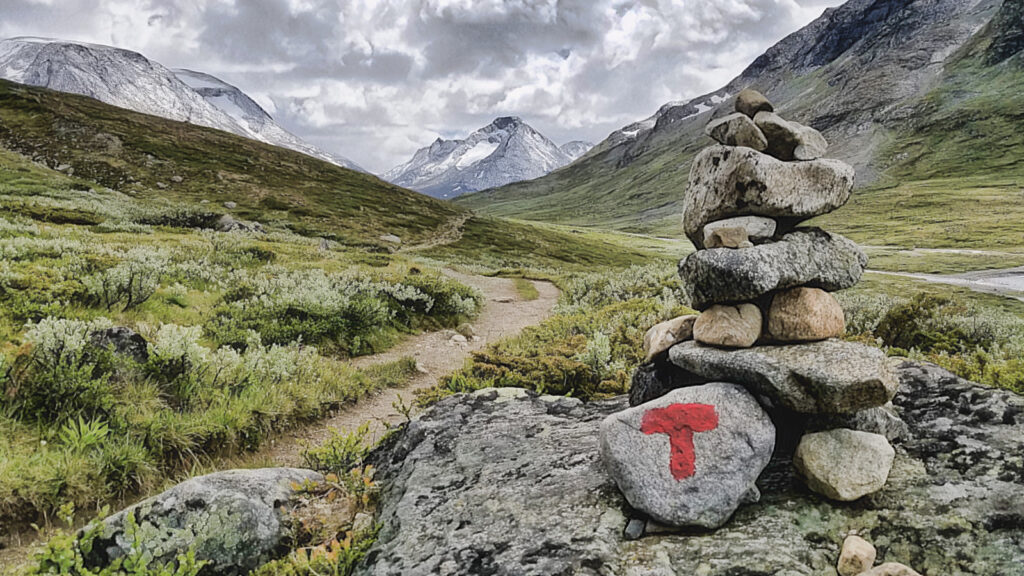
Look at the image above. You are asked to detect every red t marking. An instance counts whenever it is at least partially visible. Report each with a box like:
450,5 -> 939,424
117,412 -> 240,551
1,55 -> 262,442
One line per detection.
640,403 -> 719,480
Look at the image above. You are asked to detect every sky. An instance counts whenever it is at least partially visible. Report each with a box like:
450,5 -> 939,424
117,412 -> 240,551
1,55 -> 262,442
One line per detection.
0,0 -> 845,173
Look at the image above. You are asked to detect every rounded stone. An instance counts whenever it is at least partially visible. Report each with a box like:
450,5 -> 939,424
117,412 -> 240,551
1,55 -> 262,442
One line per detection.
735,88 -> 774,118
705,113 -> 768,150
600,383 -> 776,528
768,287 -> 846,342
644,315 -> 698,362
703,216 -> 777,246
838,534 -> 877,576
753,110 -> 829,161
794,429 -> 895,501
694,304 -> 763,349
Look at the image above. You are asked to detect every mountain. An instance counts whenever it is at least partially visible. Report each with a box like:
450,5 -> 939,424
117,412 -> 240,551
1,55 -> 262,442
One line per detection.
560,140 -> 594,161
457,0 -> 1023,235
384,117 -> 586,199
0,37 -> 362,171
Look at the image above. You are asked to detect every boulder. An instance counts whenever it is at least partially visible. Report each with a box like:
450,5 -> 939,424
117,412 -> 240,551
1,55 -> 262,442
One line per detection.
860,563 -> 923,576
735,88 -> 774,118
89,468 -> 321,575
682,146 -> 854,247
669,339 -> 899,414
600,383 -> 775,528
217,214 -> 264,234
380,234 -> 402,244
693,304 -> 762,348
358,364 -> 1024,575
838,534 -> 877,576
754,111 -> 829,160
703,216 -> 776,246
629,360 -> 706,407
704,113 -> 768,150
808,402 -> 909,442
794,429 -> 895,501
223,201 -> 237,209
643,315 -> 697,362
679,228 -> 866,310
705,226 -> 752,249
767,287 -> 846,342
90,326 -> 148,363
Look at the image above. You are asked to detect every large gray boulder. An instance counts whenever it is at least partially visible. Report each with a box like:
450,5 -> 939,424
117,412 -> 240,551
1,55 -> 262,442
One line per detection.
89,468 -> 321,575
679,228 -> 867,310
357,363 -> 1024,575
600,383 -> 775,528
682,145 -> 854,248
704,113 -> 768,150
754,110 -> 829,161
669,340 -> 899,414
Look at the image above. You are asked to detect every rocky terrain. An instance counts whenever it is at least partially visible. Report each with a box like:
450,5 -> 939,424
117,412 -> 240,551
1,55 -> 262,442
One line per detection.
0,37 -> 362,170
385,116 -> 590,199
358,361 -> 1023,575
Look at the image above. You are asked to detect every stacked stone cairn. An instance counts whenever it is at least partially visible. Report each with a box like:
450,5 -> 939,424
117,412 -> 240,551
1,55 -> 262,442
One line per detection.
601,89 -> 904,535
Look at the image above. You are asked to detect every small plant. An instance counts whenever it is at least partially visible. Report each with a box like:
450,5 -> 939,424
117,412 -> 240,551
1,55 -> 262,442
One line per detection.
58,417 -> 109,453
301,423 -> 373,475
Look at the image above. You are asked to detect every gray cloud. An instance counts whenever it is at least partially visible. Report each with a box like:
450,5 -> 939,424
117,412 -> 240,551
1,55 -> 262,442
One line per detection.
0,0 -> 845,172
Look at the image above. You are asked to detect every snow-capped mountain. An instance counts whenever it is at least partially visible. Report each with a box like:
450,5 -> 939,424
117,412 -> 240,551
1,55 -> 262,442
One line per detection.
385,117 -> 586,199
0,37 -> 362,171
560,140 -> 593,161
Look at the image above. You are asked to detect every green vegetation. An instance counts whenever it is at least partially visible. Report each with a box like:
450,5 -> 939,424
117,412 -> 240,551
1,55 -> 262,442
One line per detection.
512,278 -> 540,301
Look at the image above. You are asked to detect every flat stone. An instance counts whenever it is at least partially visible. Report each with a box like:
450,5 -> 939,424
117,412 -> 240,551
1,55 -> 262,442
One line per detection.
643,315 -> 697,362
735,88 -> 774,118
679,228 -> 867,310
624,518 -> 645,541
669,339 -> 900,414
629,360 -> 706,407
794,429 -> 895,501
705,226 -> 751,249
600,383 -> 775,528
860,563 -> 923,576
754,111 -> 829,160
838,534 -> 877,576
693,304 -> 762,349
808,402 -> 909,442
703,216 -> 777,246
89,468 -> 321,574
768,287 -> 846,342
705,113 -> 768,150
682,146 -> 854,248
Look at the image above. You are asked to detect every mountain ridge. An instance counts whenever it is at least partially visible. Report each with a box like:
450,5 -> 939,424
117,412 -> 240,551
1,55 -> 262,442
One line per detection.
0,36 -> 363,171
385,116 -> 591,199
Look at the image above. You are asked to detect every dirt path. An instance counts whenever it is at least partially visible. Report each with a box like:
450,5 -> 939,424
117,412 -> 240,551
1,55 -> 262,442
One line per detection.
399,213 -> 471,253
257,270 -> 560,466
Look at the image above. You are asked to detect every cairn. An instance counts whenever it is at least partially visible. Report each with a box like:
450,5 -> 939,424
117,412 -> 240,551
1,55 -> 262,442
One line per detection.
600,89 -> 902,531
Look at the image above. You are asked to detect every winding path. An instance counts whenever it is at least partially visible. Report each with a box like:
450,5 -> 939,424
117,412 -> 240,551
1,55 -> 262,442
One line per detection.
257,270 -> 560,467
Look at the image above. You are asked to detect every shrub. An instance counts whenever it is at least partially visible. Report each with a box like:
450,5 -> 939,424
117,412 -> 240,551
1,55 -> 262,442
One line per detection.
81,248 -> 166,310
301,423 -> 372,475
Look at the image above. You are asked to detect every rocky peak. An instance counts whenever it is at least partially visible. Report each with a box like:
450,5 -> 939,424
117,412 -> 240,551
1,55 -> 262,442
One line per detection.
986,0 -> 1024,64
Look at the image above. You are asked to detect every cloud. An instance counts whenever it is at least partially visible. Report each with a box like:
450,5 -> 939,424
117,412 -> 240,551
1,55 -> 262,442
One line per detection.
0,0 -> 845,172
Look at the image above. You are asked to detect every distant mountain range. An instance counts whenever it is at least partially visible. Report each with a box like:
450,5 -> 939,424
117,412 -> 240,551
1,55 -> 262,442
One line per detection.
385,116 -> 591,199
0,37 -> 363,171
457,0 -> 1024,234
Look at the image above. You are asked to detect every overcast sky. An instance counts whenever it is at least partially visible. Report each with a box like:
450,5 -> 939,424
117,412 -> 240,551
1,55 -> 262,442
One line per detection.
0,0 -> 844,172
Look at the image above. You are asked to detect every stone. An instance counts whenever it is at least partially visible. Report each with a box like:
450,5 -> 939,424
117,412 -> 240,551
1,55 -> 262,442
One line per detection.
705,226 -> 750,249
155,181 -> 168,189
217,214 -> 264,233
89,468 -> 321,575
754,111 -> 829,160
693,304 -> 762,349
600,383 -> 775,528
794,429 -> 895,501
89,326 -> 148,364
860,563 -> 923,576
679,228 -> 867,310
768,287 -> 846,342
357,364 -> 1024,575
669,339 -> 900,414
704,113 -> 768,150
703,216 -> 777,246
629,360 -> 706,407
838,534 -> 876,576
223,201 -> 237,209
456,323 -> 476,338
682,146 -> 855,248
450,334 -> 468,344
380,234 -> 402,244
353,512 -> 374,535
643,315 -> 697,361
624,518 -> 645,541
170,175 -> 183,183
735,88 -> 774,118
808,402 -> 910,442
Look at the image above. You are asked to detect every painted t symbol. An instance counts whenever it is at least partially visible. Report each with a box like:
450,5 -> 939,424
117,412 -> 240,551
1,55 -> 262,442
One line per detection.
640,403 -> 719,480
